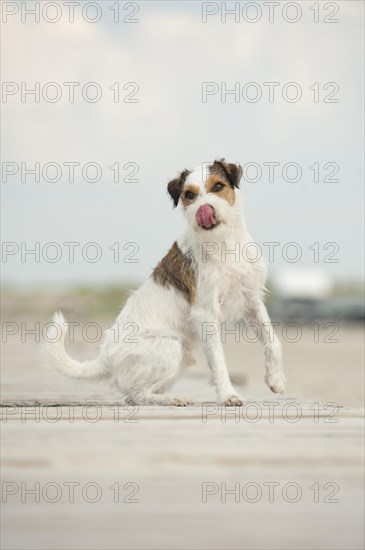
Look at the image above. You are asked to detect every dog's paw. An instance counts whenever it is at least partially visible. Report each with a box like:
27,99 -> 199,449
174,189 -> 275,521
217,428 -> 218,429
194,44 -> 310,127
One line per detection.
265,370 -> 287,394
222,394 -> 244,407
167,397 -> 191,407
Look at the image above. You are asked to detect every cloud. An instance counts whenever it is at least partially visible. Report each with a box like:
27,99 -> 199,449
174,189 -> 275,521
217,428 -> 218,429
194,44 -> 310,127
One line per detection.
2,2 -> 364,284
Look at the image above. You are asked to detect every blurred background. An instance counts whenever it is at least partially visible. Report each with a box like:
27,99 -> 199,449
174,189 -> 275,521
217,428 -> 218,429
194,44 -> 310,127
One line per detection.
1,2 -> 364,549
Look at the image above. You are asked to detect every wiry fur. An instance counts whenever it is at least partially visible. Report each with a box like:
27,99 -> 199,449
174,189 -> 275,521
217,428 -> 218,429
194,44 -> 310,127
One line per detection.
46,159 -> 286,406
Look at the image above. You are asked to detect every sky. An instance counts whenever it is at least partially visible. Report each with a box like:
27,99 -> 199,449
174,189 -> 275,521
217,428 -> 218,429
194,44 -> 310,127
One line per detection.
1,0 -> 364,287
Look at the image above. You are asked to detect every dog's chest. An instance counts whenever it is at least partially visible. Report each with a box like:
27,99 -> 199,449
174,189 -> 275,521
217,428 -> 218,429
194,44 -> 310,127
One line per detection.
219,265 -> 254,320
197,256 -> 261,321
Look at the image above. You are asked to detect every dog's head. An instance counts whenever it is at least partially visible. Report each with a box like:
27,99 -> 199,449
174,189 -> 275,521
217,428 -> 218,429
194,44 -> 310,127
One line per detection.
167,159 -> 243,232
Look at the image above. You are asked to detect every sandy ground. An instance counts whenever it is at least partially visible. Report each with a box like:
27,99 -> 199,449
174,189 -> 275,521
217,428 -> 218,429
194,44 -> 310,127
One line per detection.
2,317 -> 364,408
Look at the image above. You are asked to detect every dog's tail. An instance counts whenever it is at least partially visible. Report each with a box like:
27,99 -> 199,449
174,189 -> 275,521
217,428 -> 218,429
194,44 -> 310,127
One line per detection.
45,312 -> 109,380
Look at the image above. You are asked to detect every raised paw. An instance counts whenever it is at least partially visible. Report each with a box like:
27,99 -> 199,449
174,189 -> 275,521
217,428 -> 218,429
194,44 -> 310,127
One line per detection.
222,395 -> 244,407
265,370 -> 287,394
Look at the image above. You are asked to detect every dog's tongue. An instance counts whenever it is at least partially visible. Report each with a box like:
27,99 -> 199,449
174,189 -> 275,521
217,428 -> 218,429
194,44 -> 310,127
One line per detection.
196,205 -> 216,229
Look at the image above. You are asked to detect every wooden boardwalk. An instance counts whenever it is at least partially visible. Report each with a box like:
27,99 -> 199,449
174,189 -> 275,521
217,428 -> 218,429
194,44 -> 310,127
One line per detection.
1,368 -> 364,550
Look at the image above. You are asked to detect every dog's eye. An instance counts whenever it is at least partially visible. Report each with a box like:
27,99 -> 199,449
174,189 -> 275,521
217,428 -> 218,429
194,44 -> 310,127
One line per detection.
213,182 -> 224,192
185,191 -> 196,201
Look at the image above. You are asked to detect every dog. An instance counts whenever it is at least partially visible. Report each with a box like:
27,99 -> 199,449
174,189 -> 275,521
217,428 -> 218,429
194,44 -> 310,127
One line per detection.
47,159 -> 286,406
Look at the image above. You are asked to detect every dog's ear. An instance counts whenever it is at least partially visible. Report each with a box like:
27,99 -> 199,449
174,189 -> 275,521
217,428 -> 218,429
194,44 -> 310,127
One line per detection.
211,159 -> 243,188
167,169 -> 190,207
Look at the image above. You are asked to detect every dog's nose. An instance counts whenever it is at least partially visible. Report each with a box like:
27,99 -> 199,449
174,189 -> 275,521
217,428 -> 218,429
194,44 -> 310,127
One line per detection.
196,205 -> 216,229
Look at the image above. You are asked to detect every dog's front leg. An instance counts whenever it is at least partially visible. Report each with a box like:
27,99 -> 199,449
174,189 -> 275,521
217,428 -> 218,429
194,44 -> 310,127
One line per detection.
246,297 -> 286,393
195,307 -> 243,406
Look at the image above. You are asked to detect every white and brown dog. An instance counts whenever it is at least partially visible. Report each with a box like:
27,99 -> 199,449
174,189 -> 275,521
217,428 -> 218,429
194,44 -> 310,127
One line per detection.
47,159 -> 286,406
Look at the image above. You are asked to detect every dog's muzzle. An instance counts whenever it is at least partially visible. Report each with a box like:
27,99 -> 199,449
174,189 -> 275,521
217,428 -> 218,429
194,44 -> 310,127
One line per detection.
195,205 -> 217,230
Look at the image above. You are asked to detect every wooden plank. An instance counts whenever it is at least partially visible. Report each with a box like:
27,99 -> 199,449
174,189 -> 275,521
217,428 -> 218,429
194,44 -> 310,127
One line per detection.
1,328 -> 364,549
